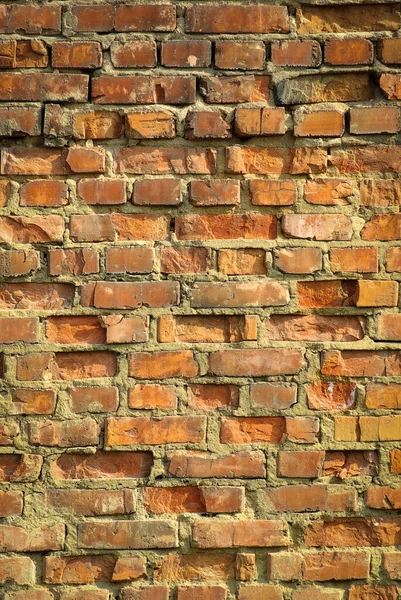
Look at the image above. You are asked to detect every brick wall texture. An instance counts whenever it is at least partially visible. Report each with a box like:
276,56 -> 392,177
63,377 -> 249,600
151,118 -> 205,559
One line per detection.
2,1 -> 401,599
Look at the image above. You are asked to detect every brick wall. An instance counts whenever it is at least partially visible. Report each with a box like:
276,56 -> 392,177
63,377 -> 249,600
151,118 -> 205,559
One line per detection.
0,2 -> 401,599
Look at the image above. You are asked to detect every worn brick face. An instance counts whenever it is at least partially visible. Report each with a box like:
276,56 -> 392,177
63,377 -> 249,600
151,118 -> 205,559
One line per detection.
0,2 -> 399,597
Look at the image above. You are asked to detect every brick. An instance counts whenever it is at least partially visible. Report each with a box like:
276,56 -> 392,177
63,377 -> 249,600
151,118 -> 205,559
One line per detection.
189,180 -> 240,206
92,76 -> 196,104
209,349 -> 306,376
274,248 -> 322,274
167,451 -> 266,478
7,5 -> 61,33
46,316 -> 105,344
126,111 -> 175,139
0,283 -> 74,310
324,451 -> 378,479
115,147 -> 215,174
218,249 -> 266,275
306,382 -> 357,410
237,586 -> 283,600
29,417 -> 100,447
78,520 -> 178,549
331,145 -> 401,173
379,73 -> 401,99
297,280 -> 357,308
70,387 -> 119,413
160,247 -> 210,273
186,110 -> 231,139
282,214 -> 352,241
43,554 -> 138,584
220,417 -> 285,444
200,76 -> 270,103
305,518 -> 401,547
192,520 -> 290,548
115,5 -> 176,32
129,384 -> 177,410
50,451 -> 152,480
0,523 -> 64,552
9,389 -> 56,415
350,107 -> 400,134
0,215 -> 64,243
304,179 -> 356,205
158,315 -> 257,343
111,41 -> 157,68
266,315 -> 364,342
0,317 -> 38,343
330,248 -> 378,273
268,550 -> 368,580
100,315 -> 148,344
0,454 -> 43,482
0,106 -> 41,136
322,350 -> 401,377
0,490 -> 23,516
81,281 -> 178,309
0,74 -> 88,102
293,108 -> 345,137
383,552 -> 401,578
2,148 -> 104,175
176,214 -> 277,240
366,485 -> 401,509
249,180 -> 296,206
325,39 -> 373,65
106,247 -> 154,274
296,4 -> 400,33
360,179 -> 401,207
44,489 -> 134,516
271,41 -> 322,67
185,5 -> 289,33
176,587 -> 227,600
52,42 -> 102,69
0,249 -> 40,277
70,214 -> 170,242
349,587 -> 398,600
365,384 -> 401,409
236,107 -> 286,136
378,39 -> 401,64
215,42 -> 265,70
59,590 -> 109,600
0,556 -> 35,584
133,179 -> 180,205
162,41 -> 211,68
128,350 -> 198,379
143,486 -> 243,514
72,5 -> 114,32
17,351 -> 117,381
49,249 -> 99,276
277,451 -> 325,478
73,112 -> 122,139
20,180 -> 68,207
190,281 -> 288,307
227,146 -> 327,174
154,553 -> 236,581
276,74 -> 374,105
251,383 -> 297,410
120,588 -> 168,600
188,384 -> 239,410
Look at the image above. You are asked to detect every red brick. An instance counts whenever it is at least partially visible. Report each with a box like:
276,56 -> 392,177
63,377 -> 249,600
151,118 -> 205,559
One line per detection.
160,247 -> 211,274
0,556 -> 35,584
0,106 -> 41,136
227,146 -> 327,174
278,451 -> 325,478
215,41 -> 265,70
19,180 -> 68,207
350,107 -> 400,134
0,249 -> 40,277
0,454 -> 43,482
0,215 -> 64,242
266,315 -> 364,342
200,76 -> 270,103
50,451 -> 153,480
70,387 -> 119,413
306,382 -> 357,410
0,523 -> 64,552
133,179 -> 179,204
49,249 -> 99,276
249,180 -> 296,205
120,588 -> 168,600
176,214 -> 277,240
218,249 -> 266,275
238,586 -> 283,600
304,179 -> 356,205
0,74 -> 88,102
0,283 -> 74,310
167,451 -> 266,478
349,587 -> 398,600
70,214 -> 170,242
7,4 -> 61,33
158,314 -> 257,343
189,180 -> 240,206
81,281 -> 178,309
190,281 -> 288,307
143,486 -> 243,514
128,350 -> 198,379
380,73 -> 401,99
0,490 -> 23,516
52,42 -> 102,69
17,351 -> 117,380
271,41 -> 322,67
126,111 -> 175,139
78,520 -> 178,549
322,350 -> 401,377
176,587 -> 227,600
268,550 -> 368,580
73,111 -> 122,139
329,248 -> 378,273
115,5 -> 176,32
236,107 -> 286,136
186,110 -> 231,139
185,5 -> 290,33
115,147 -> 215,173
293,108 -> 345,137
111,41 -> 157,68
188,385 -> 239,410
192,520 -> 290,548
325,39 -> 373,65
29,417 -> 100,447
275,248 -> 322,274
305,518 -> 401,547
296,4 -> 400,33
129,384 -> 177,410
209,349 -> 305,377
72,5 -> 115,32
106,416 -> 206,446
378,38 -> 401,64
77,179 -> 126,205
9,389 -> 56,415
297,280 -> 357,308
106,247 -> 154,274
44,489 -> 135,516
251,383 -> 297,410
162,41 -> 211,68
92,76 -> 196,105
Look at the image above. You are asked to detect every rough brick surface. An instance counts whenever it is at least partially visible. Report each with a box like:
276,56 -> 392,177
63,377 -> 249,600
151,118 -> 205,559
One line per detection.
0,2 -> 400,598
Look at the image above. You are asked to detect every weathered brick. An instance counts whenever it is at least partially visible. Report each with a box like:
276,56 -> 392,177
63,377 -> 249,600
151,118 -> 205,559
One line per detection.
185,5 -> 290,33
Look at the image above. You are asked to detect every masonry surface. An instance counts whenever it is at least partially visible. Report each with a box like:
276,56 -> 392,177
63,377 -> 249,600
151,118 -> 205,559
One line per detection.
1,1 -> 401,599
